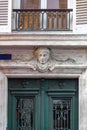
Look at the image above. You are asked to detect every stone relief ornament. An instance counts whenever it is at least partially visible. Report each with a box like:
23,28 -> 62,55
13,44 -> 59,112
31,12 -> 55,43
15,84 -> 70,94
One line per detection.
27,47 -> 76,72
28,47 -> 55,72
0,47 -> 79,73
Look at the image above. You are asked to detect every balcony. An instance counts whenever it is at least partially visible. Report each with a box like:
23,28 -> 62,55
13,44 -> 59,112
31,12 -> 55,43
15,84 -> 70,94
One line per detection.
12,9 -> 73,31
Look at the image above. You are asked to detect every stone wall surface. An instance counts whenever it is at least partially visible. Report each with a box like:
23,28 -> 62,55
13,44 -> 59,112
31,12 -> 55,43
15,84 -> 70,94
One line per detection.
0,72 -> 7,130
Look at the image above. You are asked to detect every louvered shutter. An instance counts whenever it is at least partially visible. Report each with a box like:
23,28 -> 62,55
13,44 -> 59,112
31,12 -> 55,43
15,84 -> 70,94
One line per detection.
76,0 -> 87,31
0,0 -> 11,32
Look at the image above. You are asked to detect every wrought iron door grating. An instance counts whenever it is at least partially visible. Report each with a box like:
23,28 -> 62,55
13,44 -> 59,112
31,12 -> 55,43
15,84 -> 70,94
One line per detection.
53,99 -> 71,130
16,98 -> 34,130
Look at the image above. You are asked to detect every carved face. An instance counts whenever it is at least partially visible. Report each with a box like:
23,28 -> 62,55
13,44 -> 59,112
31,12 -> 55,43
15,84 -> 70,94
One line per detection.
37,49 -> 50,64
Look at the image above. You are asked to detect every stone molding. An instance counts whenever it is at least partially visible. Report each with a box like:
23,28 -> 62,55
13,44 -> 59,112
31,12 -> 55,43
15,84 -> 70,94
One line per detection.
79,70 -> 87,130
0,72 -> 7,130
1,34 -> 87,41
1,34 -> 87,47
0,66 -> 87,130
0,47 -> 86,76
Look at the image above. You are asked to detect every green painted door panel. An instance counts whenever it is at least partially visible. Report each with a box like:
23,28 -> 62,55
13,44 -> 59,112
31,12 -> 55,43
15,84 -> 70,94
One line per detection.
8,78 -> 78,130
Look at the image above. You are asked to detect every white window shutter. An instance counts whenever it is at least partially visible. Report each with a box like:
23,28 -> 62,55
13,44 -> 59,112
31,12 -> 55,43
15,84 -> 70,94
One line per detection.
0,0 -> 11,32
76,0 -> 87,32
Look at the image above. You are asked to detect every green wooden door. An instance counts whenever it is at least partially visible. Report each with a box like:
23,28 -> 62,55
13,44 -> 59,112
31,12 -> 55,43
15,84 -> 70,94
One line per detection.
8,79 -> 78,130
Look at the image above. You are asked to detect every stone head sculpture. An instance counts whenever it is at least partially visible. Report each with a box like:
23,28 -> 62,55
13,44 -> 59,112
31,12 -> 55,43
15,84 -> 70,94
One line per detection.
34,47 -> 51,64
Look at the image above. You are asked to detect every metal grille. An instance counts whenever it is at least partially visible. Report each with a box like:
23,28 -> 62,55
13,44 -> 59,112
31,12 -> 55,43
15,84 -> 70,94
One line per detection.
53,99 -> 71,130
16,98 -> 34,130
12,9 -> 72,31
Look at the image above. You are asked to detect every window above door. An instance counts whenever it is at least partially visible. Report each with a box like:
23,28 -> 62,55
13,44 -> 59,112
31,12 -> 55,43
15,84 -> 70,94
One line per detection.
12,0 -> 73,31
20,0 -> 67,9
1,0 -> 87,33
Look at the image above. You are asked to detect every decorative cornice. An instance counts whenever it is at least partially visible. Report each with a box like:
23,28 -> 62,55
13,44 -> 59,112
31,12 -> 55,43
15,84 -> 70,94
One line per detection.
0,33 -> 87,48
0,33 -> 87,41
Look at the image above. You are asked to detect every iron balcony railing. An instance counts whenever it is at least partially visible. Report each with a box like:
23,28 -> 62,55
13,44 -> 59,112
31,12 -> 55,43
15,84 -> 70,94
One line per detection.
13,9 -> 73,31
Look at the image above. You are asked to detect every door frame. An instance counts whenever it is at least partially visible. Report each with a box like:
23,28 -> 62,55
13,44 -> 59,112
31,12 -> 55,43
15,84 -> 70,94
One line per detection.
8,78 -> 78,130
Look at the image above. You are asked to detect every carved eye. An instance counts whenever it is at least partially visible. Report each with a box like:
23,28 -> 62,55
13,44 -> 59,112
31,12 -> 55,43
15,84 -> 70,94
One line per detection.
39,54 -> 42,57
43,54 -> 46,57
